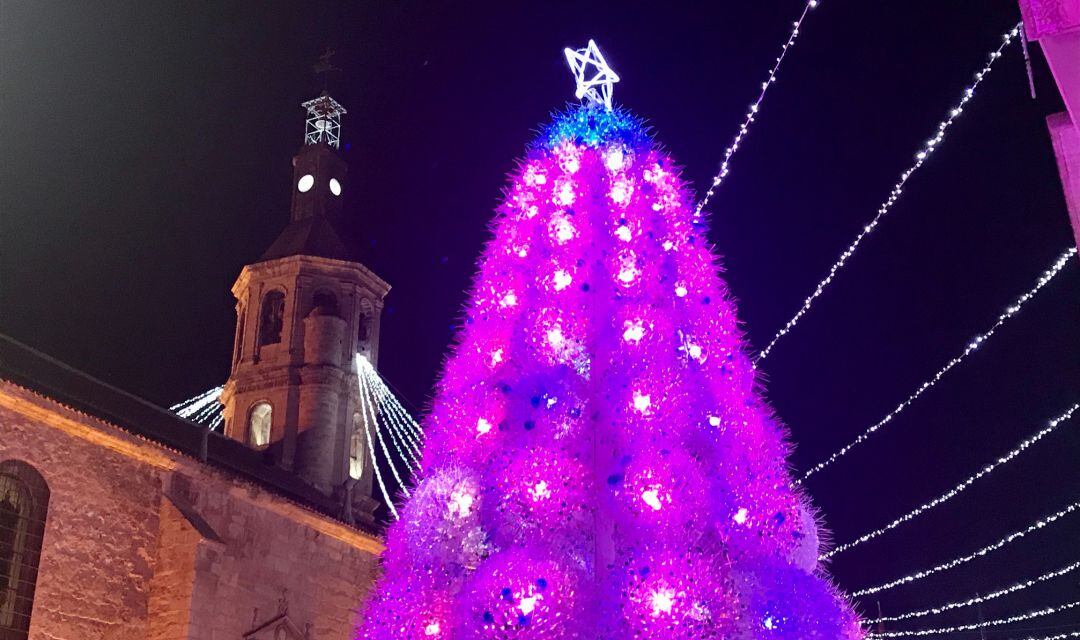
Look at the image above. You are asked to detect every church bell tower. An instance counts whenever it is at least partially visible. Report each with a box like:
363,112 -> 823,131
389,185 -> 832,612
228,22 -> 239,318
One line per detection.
219,88 -> 389,524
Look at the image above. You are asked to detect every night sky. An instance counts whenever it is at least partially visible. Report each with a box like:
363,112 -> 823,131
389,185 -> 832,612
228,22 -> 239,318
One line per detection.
2,1 -> 1078,633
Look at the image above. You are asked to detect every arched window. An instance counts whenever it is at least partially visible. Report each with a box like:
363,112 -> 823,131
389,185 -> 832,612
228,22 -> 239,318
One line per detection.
349,412 -> 364,480
357,299 -> 374,349
248,402 -> 273,448
311,289 -> 339,317
0,460 -> 49,639
258,291 -> 286,346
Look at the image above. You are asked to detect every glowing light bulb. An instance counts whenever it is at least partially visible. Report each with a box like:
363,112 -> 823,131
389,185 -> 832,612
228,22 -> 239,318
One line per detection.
616,225 -> 632,242
675,283 -> 688,297
476,418 -> 492,435
641,487 -> 663,511
605,147 -> 625,171
500,292 -> 518,308
650,588 -> 676,617
489,349 -> 504,367
763,616 -> 776,630
519,594 -> 542,616
529,480 -> 552,501
553,269 -> 573,291
546,326 -> 565,348
448,488 -> 475,517
687,343 -> 702,360
622,320 -> 645,344
557,182 -> 576,206
611,181 -> 630,204
424,622 -> 441,636
708,415 -> 721,427
553,217 -> 576,244
526,205 -> 539,218
662,240 -> 674,251
733,507 -> 750,525
632,391 -> 651,414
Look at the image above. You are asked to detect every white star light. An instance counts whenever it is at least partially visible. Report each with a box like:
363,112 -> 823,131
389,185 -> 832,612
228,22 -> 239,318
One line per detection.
564,39 -> 620,110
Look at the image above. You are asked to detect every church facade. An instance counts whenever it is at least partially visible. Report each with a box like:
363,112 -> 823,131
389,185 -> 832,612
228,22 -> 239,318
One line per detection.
0,91 -> 388,640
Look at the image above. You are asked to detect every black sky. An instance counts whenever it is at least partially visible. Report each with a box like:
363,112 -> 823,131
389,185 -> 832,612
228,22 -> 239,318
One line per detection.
2,1 -> 1078,632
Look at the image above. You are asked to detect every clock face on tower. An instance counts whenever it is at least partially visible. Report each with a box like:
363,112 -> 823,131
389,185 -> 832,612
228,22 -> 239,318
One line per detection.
297,174 -> 314,192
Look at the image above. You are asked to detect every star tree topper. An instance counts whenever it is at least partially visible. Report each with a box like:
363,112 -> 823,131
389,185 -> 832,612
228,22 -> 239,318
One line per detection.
564,39 -> 620,110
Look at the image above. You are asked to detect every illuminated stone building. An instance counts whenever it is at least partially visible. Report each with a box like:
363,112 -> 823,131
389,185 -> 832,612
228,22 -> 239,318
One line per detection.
0,90 -> 387,640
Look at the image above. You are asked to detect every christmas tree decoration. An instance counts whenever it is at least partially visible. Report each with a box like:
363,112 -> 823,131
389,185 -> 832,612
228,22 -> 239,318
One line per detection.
357,41 -> 861,639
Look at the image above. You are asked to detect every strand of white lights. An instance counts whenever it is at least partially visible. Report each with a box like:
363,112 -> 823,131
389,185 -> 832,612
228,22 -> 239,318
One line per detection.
357,355 -> 425,443
208,413 -> 224,431
358,366 -> 411,499
169,385 -> 220,411
367,375 -> 422,474
864,559 -> 1080,625
379,401 -> 423,470
356,356 -> 425,462
801,247 -> 1077,482
171,386 -> 223,418
865,599 -> 1080,638
192,402 -> 221,423
357,360 -> 399,519
376,378 -> 425,442
852,501 -> 1080,597
825,403 -> 1079,559
694,0 -> 820,217
757,24 -> 1022,362
370,375 -> 424,449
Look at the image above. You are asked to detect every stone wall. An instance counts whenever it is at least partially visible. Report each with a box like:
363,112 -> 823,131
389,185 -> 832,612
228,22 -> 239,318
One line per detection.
0,382 -> 382,640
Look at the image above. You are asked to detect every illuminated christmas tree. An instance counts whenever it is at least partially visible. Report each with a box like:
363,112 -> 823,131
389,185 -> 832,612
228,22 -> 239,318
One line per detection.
358,41 -> 862,640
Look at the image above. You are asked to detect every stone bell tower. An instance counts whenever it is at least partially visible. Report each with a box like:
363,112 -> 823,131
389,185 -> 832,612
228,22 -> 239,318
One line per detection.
219,90 -> 389,523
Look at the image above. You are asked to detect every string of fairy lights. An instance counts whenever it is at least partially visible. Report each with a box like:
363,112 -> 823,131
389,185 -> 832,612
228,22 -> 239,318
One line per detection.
863,559 -> 1080,625
866,598 -> 1080,638
693,0 -> 819,218
851,501 -> 1080,598
822,403 -> 1078,559
756,23 -> 1023,363
800,246 -> 1077,483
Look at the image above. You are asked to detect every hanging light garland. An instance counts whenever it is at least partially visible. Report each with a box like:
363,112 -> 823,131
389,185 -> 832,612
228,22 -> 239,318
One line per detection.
824,403 -> 1078,559
357,356 -> 400,519
863,559 -> 1080,625
757,23 -> 1022,362
866,598 -> 1080,638
852,500 -> 1080,597
357,355 -> 424,468
801,247 -> 1077,483
694,0 -> 820,217
358,357 -> 412,499
171,385 -> 223,421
